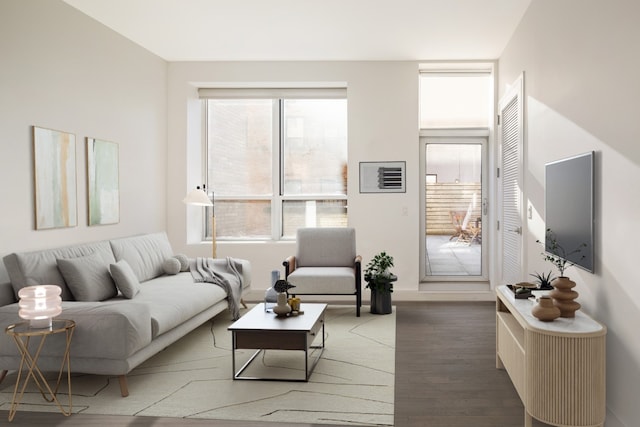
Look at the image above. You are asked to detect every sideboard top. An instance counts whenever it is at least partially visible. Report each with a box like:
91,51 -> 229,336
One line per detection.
497,285 -> 606,336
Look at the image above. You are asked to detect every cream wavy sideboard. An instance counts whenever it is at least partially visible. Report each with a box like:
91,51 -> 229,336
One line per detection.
496,285 -> 606,427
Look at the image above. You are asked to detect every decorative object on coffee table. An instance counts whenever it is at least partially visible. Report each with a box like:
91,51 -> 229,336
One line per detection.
273,292 -> 292,317
531,295 -> 561,321
264,270 -> 280,312
365,251 -> 396,314
272,279 -> 295,317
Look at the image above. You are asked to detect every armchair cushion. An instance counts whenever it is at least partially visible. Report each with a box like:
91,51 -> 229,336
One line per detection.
296,227 -> 356,267
287,266 -> 356,294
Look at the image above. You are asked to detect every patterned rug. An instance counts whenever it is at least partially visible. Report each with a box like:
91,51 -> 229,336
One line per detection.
0,305 -> 395,426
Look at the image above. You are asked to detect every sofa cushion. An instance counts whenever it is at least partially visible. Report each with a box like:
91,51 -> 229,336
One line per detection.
134,273 -> 227,338
109,260 -> 141,299
109,232 -> 174,282
3,240 -> 116,301
57,252 -> 118,302
0,300 -> 152,360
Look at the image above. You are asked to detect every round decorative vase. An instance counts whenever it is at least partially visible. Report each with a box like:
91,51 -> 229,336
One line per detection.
549,276 -> 581,318
273,292 -> 291,317
531,295 -> 561,322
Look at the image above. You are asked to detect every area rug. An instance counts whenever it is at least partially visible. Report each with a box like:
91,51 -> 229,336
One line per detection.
0,305 -> 395,426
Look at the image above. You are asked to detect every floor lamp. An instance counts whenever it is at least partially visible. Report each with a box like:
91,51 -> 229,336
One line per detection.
183,186 -> 216,258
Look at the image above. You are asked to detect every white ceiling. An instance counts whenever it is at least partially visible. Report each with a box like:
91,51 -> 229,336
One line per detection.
63,0 -> 531,62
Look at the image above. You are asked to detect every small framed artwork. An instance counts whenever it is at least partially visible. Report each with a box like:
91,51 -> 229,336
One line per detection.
87,138 -> 119,225
33,126 -> 77,229
359,161 -> 406,193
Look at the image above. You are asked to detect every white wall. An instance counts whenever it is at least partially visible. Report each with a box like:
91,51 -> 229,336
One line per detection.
0,0 -> 168,283
167,61 -> 422,300
499,0 -> 640,425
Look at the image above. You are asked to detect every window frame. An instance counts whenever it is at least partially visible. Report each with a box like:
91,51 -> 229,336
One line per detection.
201,90 -> 348,242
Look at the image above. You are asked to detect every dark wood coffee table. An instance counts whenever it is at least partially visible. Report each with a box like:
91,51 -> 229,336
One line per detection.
228,303 -> 326,381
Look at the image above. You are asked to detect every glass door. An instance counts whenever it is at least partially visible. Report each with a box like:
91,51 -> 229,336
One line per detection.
421,137 -> 488,281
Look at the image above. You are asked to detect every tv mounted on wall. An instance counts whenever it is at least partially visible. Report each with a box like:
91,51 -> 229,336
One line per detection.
544,151 -> 595,273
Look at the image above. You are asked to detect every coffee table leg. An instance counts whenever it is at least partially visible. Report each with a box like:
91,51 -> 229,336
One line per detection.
231,332 -> 236,378
234,349 -> 264,380
305,321 -> 325,380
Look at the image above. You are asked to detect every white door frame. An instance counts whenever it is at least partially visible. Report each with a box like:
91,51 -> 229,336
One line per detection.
419,130 -> 490,287
497,73 -> 527,285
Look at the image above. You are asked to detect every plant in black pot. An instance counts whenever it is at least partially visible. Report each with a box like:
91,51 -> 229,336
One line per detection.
364,251 -> 397,315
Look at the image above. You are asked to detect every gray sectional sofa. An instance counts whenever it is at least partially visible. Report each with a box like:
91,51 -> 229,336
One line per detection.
0,232 -> 251,396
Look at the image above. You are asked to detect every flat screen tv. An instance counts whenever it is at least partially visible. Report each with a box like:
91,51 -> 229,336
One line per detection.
544,151 -> 594,273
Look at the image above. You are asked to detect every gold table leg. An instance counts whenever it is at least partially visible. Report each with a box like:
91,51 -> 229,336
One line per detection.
7,327 -> 74,421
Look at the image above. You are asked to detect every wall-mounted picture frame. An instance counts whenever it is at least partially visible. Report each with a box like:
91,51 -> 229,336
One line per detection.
359,161 -> 406,193
87,137 -> 119,225
33,126 -> 77,229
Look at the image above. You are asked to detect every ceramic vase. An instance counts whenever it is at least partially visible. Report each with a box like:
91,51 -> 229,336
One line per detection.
273,292 -> 291,317
531,295 -> 561,322
549,276 -> 581,318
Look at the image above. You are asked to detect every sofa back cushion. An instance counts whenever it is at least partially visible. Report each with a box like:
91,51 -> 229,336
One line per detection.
109,232 -> 174,282
3,241 -> 116,301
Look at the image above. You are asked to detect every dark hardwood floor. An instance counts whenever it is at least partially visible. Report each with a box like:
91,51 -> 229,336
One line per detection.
1,301 -> 549,426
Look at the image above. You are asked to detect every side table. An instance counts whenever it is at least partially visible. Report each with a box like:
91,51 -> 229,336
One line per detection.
5,319 -> 75,421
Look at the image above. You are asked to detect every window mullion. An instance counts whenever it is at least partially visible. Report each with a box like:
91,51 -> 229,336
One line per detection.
271,99 -> 282,240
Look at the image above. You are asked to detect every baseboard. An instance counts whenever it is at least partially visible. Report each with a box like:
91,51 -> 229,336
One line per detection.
243,289 -> 496,303
394,289 -> 496,301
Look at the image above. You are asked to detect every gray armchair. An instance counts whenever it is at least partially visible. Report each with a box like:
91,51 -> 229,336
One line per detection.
283,227 -> 362,316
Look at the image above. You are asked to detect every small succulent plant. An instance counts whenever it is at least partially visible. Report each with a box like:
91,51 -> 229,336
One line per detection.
530,271 -> 556,290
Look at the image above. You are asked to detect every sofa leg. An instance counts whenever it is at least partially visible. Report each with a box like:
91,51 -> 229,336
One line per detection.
118,375 -> 129,397
240,298 -> 248,309
0,370 -> 7,385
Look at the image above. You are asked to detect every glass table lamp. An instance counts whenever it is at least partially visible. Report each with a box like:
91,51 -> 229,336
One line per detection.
18,285 -> 62,328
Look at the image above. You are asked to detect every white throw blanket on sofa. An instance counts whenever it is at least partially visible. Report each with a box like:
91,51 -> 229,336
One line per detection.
190,257 -> 244,320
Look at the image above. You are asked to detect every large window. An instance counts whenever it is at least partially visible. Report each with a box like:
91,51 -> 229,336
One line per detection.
203,91 -> 347,240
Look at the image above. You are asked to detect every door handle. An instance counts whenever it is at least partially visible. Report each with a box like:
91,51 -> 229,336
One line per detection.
508,226 -> 522,235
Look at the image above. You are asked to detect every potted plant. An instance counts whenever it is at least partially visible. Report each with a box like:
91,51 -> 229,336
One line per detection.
529,271 -> 556,290
536,228 -> 586,278
364,251 -> 397,315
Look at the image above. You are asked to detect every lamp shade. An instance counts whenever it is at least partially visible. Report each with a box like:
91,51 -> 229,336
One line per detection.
18,285 -> 62,328
182,188 -> 213,206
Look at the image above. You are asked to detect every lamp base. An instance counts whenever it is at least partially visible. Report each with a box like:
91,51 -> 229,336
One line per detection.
29,318 -> 53,329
